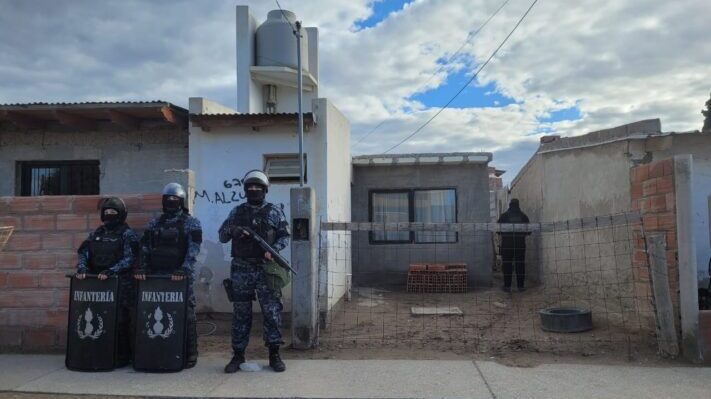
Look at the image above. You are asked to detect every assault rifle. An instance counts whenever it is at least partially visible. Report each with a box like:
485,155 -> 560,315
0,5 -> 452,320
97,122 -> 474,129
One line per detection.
237,226 -> 297,275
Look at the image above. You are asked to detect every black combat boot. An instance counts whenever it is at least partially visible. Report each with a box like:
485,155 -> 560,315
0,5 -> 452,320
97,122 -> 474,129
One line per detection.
224,351 -> 245,374
268,345 -> 286,372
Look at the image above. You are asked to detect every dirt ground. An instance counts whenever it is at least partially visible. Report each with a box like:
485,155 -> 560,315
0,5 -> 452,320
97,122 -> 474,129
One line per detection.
197,284 -> 676,368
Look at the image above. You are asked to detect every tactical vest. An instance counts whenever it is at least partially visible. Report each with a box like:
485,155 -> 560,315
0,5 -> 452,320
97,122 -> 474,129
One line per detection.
149,214 -> 188,272
231,203 -> 277,259
88,225 -> 127,273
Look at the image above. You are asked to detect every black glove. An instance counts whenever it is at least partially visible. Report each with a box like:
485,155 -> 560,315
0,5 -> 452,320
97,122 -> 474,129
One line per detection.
98,269 -> 115,277
171,269 -> 187,281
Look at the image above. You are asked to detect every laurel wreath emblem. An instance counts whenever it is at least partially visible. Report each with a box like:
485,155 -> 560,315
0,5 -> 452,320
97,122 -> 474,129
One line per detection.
146,312 -> 174,339
76,313 -> 104,340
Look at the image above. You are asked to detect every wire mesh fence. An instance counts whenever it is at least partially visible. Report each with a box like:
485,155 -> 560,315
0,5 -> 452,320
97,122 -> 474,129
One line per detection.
316,212 -> 662,357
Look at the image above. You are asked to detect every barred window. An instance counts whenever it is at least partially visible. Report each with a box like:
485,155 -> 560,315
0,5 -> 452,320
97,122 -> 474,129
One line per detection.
18,161 -> 99,196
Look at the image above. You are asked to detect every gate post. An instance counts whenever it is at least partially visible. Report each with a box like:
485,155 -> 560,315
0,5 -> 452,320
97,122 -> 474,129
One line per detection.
290,187 -> 319,349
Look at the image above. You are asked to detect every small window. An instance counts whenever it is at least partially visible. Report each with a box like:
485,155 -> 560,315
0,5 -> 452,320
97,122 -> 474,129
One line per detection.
369,188 -> 458,244
371,191 -> 410,243
18,161 -> 100,196
264,154 -> 307,183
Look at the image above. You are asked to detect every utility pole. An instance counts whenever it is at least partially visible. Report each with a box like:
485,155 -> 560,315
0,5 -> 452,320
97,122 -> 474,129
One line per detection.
295,20 -> 305,187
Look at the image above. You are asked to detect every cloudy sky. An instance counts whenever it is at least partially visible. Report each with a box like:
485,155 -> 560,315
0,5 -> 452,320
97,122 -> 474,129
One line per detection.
1,0 -> 709,181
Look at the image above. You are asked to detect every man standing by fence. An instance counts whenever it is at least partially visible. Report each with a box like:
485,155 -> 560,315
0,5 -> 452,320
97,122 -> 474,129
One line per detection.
497,198 -> 530,293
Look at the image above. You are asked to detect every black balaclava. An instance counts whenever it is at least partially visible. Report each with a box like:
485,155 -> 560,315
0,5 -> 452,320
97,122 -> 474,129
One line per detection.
162,195 -> 183,215
245,183 -> 266,206
100,197 -> 127,230
509,198 -> 520,210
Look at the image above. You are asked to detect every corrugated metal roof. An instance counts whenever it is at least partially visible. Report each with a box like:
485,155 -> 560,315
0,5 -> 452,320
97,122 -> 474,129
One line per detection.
0,100 -> 171,107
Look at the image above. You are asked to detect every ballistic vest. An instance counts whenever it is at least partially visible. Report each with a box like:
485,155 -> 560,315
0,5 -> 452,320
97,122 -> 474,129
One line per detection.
88,225 -> 127,273
149,213 -> 188,272
231,203 -> 277,259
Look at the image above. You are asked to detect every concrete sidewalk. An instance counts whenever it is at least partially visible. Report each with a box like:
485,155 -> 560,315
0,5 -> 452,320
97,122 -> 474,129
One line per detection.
0,354 -> 709,399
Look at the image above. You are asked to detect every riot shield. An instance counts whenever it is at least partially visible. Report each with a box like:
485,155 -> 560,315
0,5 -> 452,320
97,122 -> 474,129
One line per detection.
133,276 -> 188,372
65,274 -> 120,371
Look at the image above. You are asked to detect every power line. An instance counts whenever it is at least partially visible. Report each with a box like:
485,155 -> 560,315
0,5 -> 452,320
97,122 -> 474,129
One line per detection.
382,0 -> 539,154
274,0 -> 297,33
353,0 -> 511,147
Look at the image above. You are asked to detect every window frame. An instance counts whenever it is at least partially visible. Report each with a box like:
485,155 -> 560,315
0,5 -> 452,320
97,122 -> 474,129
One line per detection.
263,153 -> 308,184
368,187 -> 458,245
17,160 -> 100,196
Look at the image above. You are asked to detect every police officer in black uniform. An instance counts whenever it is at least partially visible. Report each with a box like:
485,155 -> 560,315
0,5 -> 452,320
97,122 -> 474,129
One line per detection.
135,183 -> 202,368
75,197 -> 139,367
497,198 -> 530,293
220,170 -> 290,373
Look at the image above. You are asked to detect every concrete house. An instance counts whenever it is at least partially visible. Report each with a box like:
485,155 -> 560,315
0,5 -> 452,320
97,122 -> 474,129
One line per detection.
188,6 -> 351,314
350,152 -> 494,287
0,101 -> 189,196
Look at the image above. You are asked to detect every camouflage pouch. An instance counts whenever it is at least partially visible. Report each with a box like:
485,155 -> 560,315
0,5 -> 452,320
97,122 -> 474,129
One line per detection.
263,260 -> 291,292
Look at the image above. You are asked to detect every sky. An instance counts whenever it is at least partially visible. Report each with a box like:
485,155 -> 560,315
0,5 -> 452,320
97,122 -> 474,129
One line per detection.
1,0 -> 709,183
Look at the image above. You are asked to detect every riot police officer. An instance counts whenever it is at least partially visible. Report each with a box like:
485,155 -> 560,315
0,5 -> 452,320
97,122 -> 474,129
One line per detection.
135,183 -> 202,369
220,170 -> 290,373
75,197 -> 139,367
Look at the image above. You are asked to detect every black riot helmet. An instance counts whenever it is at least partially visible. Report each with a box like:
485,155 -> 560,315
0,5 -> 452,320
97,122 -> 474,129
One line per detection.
243,170 -> 269,205
99,197 -> 127,226
162,182 -> 187,213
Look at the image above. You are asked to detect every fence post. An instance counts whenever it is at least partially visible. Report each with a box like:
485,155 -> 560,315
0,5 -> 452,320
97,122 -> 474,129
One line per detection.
290,187 -> 318,349
646,232 -> 680,357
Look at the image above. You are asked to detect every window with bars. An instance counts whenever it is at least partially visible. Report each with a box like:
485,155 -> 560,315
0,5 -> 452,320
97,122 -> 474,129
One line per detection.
18,161 -> 100,196
264,154 -> 307,183
369,188 -> 458,244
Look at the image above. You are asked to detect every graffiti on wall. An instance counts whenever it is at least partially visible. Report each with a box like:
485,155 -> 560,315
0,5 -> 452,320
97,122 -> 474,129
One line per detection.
194,176 -> 286,211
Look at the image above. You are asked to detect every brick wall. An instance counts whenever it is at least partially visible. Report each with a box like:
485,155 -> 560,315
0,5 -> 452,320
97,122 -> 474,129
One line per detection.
630,158 -> 679,330
0,194 -> 161,352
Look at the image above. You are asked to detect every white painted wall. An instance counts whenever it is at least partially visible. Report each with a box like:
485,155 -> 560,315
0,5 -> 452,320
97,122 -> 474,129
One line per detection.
692,157 -> 711,286
188,97 -> 350,313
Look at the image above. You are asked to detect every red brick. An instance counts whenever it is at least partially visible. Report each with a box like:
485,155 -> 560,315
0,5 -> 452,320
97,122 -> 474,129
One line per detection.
72,232 -> 89,248
658,213 -> 676,230
88,213 -> 101,227
642,215 -> 658,230
22,327 -> 57,349
639,198 -> 650,213
6,271 -> 39,288
665,193 -> 676,212
8,197 -> 41,213
0,253 -> 20,269
6,233 -> 41,251
140,195 -> 164,212
642,179 -> 658,196
0,272 -> 6,287
121,196 -> 142,213
0,327 -> 23,349
699,311 -> 711,361
649,161 -> 666,178
631,199 -> 640,211
634,249 -> 648,263
631,182 -> 643,200
56,252 -> 78,269
23,215 -> 56,231
662,159 -> 674,176
56,214 -> 88,231
40,196 -> 73,212
631,164 -> 649,183
126,212 -> 154,229
0,216 -> 22,228
0,290 -> 54,308
42,233 -> 73,250
666,250 -> 677,267
55,290 -> 70,309
649,195 -> 667,212
23,253 -> 57,269
39,272 -> 70,288
666,231 -> 677,250
657,175 -> 674,194
72,196 -> 102,213
47,310 -> 69,328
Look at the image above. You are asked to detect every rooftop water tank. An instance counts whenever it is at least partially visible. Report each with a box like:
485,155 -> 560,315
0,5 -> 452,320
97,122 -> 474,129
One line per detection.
256,10 -> 309,73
